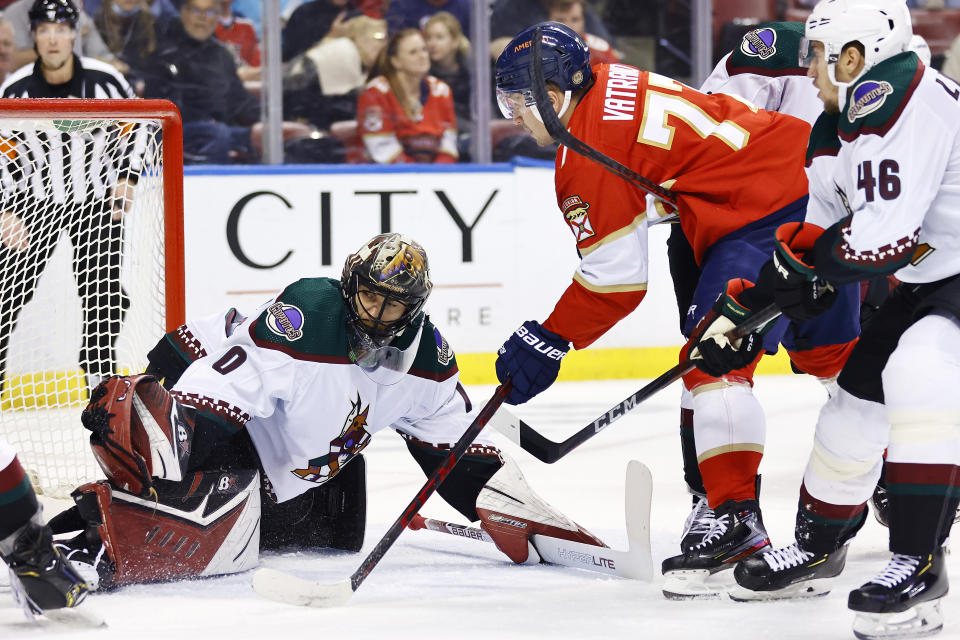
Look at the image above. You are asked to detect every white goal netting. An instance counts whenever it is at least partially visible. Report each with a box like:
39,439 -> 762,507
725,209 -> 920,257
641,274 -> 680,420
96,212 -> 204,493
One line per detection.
0,102 -> 182,497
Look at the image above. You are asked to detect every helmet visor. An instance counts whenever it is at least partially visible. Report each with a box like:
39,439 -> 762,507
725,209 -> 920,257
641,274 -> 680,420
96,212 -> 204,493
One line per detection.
496,88 -> 537,119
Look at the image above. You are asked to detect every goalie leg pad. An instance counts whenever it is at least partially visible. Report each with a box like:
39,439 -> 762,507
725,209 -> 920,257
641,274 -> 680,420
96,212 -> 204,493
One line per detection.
82,374 -> 197,497
476,454 -> 606,564
59,469 -> 260,589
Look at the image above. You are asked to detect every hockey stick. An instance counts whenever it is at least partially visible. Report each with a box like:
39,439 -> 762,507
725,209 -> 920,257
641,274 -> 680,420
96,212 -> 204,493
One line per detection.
529,27 -> 678,207
490,305 -> 781,463
252,382 -> 512,608
409,459 -> 653,580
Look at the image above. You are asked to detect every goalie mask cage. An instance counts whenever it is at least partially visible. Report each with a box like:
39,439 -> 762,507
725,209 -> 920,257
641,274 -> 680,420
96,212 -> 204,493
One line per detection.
0,99 -> 184,497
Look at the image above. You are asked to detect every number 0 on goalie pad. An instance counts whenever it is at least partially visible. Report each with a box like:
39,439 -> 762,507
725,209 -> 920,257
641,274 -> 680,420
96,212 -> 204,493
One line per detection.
81,375 -> 197,497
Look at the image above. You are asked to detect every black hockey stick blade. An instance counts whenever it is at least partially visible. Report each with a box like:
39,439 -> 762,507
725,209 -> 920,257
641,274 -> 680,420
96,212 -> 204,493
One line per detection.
252,382 -> 513,607
490,305 -> 781,463
530,27 -> 677,207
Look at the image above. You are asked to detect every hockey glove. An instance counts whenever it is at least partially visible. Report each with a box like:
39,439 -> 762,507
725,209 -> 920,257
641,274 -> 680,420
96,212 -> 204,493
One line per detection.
772,222 -> 837,323
495,320 -> 570,405
689,280 -> 766,378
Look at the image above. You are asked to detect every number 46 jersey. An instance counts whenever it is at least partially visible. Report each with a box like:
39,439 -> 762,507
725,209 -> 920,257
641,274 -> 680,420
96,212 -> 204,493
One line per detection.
545,62 -> 810,348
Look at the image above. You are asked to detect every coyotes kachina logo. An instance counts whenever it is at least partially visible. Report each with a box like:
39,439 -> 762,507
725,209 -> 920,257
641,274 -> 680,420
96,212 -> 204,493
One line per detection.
561,195 -> 595,242
291,394 -> 372,482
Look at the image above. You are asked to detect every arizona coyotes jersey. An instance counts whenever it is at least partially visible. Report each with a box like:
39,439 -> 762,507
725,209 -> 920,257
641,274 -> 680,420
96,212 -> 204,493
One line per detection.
804,53 -> 960,285
700,22 -> 822,126
544,62 -> 809,348
356,75 -> 458,163
169,278 -> 494,503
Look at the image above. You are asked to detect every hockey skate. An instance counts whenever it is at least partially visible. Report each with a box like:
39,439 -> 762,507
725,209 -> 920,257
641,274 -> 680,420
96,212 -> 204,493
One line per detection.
871,483 -> 890,528
679,492 -> 716,551
2,521 -> 89,615
730,541 -> 849,601
661,499 -> 770,599
849,548 -> 948,640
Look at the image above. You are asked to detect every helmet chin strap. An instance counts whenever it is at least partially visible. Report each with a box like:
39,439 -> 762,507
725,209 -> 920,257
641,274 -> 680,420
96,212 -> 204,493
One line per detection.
530,90 -> 572,124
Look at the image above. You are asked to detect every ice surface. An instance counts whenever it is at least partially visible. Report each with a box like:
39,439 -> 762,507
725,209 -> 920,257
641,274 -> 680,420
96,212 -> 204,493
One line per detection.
2,376 -> 958,639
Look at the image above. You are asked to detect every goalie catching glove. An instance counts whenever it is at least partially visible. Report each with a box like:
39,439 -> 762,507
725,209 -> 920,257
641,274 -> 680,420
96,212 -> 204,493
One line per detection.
771,222 -> 837,322
475,455 -> 605,564
689,279 -> 768,378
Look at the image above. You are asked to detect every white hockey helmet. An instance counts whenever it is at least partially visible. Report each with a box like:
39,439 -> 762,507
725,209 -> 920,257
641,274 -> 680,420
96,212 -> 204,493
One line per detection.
802,0 -> 912,86
908,34 -> 931,67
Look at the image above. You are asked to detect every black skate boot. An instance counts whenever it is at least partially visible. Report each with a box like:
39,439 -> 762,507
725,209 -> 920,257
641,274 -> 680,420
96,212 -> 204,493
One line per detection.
849,548 -> 948,640
679,491 -> 716,551
871,483 -> 890,528
661,498 -> 770,599
2,521 -> 89,614
730,542 -> 849,601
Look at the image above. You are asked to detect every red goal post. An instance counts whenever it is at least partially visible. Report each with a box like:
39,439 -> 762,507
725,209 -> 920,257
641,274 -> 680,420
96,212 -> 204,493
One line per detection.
0,98 -> 185,496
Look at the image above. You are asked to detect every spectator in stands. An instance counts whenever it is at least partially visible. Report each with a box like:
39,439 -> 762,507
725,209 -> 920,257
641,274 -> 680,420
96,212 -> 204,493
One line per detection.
6,0 -> 117,70
84,0 -> 175,26
144,0 -> 260,163
545,0 -> 619,64
215,0 -> 260,81
93,0 -> 155,89
355,28 -> 457,163
424,11 -> 469,131
385,0 -> 470,35
489,0 -> 613,61
282,0 -> 351,61
944,33 -> 960,82
0,17 -> 15,83
283,14 -> 385,129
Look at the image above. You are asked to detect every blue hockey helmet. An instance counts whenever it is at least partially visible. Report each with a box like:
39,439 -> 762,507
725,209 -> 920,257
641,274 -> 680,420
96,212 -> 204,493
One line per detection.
494,21 -> 592,119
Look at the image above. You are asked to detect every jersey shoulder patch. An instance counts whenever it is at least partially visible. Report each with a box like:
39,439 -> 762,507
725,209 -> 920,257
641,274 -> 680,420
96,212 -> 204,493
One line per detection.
251,277 -> 351,362
839,52 -> 922,141
726,21 -> 807,77
407,317 -> 458,382
805,111 -> 841,166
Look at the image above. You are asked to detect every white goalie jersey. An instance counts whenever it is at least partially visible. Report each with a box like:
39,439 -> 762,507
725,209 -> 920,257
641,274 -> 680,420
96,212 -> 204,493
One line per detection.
804,54 -> 960,285
166,277 -> 496,503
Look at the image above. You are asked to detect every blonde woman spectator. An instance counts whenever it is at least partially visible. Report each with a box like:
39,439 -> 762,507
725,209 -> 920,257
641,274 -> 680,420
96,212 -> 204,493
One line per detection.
355,28 -> 457,163
943,33 -> 960,83
424,11 -> 469,132
284,14 -> 385,128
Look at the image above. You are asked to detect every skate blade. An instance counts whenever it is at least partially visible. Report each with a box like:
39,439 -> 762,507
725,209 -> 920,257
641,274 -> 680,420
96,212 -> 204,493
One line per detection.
729,577 -> 834,602
662,567 -> 733,600
852,599 -> 943,640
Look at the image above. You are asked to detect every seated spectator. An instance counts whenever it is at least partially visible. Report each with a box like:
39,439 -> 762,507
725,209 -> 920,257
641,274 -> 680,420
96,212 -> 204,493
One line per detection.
546,0 -> 618,64
944,33 -> 960,82
355,28 -> 457,163
489,0 -> 613,60
93,0 -> 154,89
385,0 -> 470,35
281,0 -> 351,61
6,0 -> 117,70
283,14 -> 385,129
143,0 -> 260,163
215,0 -> 260,81
0,17 -> 14,84
424,11 -> 470,131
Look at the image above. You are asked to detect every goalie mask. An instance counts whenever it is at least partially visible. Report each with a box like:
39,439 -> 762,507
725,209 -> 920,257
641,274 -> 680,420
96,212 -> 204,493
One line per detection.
495,21 -> 591,123
341,233 -> 432,373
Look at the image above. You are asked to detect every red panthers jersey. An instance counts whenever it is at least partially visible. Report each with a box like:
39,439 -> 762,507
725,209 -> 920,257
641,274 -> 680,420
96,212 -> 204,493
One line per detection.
543,63 -> 809,348
355,75 -> 458,164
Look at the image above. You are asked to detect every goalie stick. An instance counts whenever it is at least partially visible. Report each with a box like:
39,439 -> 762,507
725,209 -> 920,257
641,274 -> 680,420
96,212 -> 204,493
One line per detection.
252,383 -> 512,608
529,27 -> 677,207
409,459 -> 653,580
489,305 -> 781,463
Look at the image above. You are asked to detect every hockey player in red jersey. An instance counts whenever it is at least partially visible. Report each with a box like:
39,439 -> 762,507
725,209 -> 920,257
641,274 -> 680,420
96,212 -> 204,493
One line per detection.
492,22 -> 862,598
0,440 -> 88,617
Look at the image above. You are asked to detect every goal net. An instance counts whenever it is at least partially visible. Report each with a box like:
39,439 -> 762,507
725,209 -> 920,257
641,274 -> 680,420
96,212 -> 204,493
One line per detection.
0,99 -> 183,497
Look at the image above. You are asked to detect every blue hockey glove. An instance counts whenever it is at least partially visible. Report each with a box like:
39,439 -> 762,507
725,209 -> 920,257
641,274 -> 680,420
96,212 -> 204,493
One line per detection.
495,321 -> 570,405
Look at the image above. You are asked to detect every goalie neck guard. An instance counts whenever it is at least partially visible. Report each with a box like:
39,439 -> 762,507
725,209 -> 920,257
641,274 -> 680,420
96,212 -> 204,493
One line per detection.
340,233 -> 432,372
494,21 -> 592,121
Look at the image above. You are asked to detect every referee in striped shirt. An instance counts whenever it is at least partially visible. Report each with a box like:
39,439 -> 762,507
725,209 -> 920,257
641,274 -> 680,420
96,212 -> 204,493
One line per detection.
0,0 -> 144,392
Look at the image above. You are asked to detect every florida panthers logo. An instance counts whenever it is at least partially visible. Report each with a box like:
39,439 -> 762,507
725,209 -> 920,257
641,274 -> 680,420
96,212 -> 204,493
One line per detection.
291,394 -> 372,483
561,195 -> 596,242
